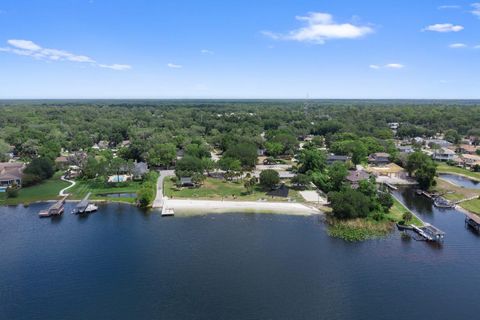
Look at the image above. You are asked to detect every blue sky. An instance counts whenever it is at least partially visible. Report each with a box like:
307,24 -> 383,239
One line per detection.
0,0 -> 479,99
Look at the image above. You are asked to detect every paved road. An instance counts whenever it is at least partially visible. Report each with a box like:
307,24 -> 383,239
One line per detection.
152,170 -> 175,208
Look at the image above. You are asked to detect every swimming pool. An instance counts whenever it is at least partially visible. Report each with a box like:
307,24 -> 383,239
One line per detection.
107,175 -> 131,183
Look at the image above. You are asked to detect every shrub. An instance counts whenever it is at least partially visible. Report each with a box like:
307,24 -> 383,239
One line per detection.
259,169 -> 280,190
6,186 -> 19,198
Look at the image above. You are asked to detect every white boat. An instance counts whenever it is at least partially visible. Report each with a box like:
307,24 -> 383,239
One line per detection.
84,204 -> 98,213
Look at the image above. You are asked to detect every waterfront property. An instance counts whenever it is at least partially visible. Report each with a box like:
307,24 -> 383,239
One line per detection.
432,147 -> 456,162
345,170 -> 370,189
0,162 -> 25,187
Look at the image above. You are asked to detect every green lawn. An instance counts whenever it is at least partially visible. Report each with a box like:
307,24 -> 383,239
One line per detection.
460,198 -> 480,215
436,163 -> 480,181
68,179 -> 144,204
386,197 -> 423,226
0,171 -> 70,205
164,177 -> 304,203
435,179 -> 480,202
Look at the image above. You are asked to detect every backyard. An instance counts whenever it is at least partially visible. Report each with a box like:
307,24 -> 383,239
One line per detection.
164,177 -> 304,203
0,172 -> 70,205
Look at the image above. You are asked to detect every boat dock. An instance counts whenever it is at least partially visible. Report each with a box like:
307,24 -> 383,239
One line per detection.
465,212 -> 480,232
161,205 -> 175,217
39,197 -> 66,217
411,224 -> 446,242
72,192 -> 98,214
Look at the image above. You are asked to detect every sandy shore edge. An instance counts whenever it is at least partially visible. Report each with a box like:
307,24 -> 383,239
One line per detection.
164,199 -> 322,216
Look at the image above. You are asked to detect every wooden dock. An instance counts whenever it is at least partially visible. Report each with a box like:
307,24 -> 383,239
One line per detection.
39,197 -> 66,217
412,224 -> 446,242
72,193 -> 91,214
465,212 -> 480,232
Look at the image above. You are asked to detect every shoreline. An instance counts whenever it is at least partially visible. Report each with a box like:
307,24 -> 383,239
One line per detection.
437,170 -> 480,182
163,199 -> 322,216
1,197 -> 322,216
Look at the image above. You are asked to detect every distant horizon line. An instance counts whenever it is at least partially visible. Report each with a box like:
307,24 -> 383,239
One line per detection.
1,98 -> 480,101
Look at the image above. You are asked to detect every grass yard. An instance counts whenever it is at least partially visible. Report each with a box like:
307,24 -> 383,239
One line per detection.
68,179 -> 144,204
386,197 -> 423,226
436,163 -> 480,181
164,177 -> 304,203
435,179 -> 480,202
0,171 -> 70,205
460,198 -> 480,215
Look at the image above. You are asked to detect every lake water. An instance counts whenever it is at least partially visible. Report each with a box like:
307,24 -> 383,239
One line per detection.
439,173 -> 480,189
0,190 -> 479,320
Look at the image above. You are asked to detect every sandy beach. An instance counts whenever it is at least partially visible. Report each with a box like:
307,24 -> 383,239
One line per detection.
163,199 -> 321,216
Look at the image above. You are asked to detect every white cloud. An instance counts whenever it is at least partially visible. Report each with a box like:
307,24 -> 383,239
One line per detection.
0,39 -> 130,70
449,43 -> 467,48
385,63 -> 404,69
99,64 -> 132,70
201,49 -> 214,54
262,12 -> 373,44
370,63 -> 405,69
167,63 -> 182,69
423,23 -> 464,32
438,5 -> 461,9
472,3 -> 480,17
8,39 -> 42,51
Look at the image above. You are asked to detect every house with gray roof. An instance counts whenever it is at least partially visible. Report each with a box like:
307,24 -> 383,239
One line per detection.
0,162 -> 25,187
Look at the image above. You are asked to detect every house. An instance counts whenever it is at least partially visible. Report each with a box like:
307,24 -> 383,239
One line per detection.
55,156 -> 69,169
432,148 -> 456,162
426,139 -> 452,149
460,154 -> 480,169
397,145 -> 414,154
179,177 -> 195,187
345,170 -> 371,189
132,161 -> 149,180
456,144 -> 479,155
366,163 -> 407,179
326,155 -> 351,165
368,153 -> 390,166
0,162 -> 25,187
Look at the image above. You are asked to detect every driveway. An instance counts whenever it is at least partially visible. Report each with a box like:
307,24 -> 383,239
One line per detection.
152,170 -> 175,208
